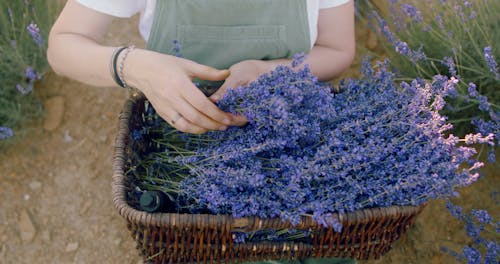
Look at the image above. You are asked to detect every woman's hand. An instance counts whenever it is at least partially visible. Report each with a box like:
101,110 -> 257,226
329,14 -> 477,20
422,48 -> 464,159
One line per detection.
209,60 -> 271,102
48,1 -> 247,135
125,49 -> 247,134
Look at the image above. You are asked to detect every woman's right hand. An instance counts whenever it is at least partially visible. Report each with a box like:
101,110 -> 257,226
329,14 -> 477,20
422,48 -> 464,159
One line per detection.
124,49 -> 247,134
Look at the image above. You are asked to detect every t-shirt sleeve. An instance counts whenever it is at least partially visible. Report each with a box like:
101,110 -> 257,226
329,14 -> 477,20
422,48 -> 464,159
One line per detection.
75,0 -> 145,18
319,0 -> 350,9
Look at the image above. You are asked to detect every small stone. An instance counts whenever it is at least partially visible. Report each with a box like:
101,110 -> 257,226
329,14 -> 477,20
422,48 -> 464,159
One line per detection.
23,194 -> 30,201
366,30 -> 378,51
43,96 -> 65,131
64,130 -> 73,143
65,242 -> 79,252
113,238 -> 122,246
19,210 -> 36,242
29,181 -> 42,190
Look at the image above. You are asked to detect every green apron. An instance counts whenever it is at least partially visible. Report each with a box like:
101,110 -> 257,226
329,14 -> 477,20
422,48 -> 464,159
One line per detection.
146,1 -> 356,263
147,0 -> 311,90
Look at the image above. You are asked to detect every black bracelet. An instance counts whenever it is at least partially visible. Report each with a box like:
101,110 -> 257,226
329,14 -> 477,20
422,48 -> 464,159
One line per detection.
112,46 -> 128,88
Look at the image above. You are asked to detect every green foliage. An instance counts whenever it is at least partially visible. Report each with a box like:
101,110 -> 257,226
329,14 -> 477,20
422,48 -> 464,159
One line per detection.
0,0 -> 62,141
358,0 -> 500,135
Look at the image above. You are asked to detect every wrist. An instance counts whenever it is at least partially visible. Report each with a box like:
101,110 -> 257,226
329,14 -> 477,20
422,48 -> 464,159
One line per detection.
121,48 -> 152,93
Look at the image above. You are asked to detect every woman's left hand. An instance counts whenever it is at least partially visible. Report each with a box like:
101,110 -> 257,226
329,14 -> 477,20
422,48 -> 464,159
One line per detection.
209,60 -> 270,102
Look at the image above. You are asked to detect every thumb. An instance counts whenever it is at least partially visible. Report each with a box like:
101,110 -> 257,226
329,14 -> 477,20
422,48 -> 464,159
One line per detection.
184,61 -> 230,81
209,83 -> 229,102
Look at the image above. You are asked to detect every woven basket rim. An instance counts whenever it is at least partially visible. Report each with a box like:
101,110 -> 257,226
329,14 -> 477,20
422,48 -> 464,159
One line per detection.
112,92 -> 426,231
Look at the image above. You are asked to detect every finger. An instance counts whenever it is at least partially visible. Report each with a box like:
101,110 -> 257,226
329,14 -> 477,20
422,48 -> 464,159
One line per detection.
150,101 -> 207,134
173,97 -> 228,131
180,87 -> 239,126
182,60 -> 230,81
210,73 -> 246,102
157,107 -> 208,134
170,114 -> 208,134
209,83 -> 228,102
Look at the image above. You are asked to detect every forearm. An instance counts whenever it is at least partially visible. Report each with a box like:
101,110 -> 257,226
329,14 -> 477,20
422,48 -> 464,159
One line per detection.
259,1 -> 355,81
258,44 -> 355,82
47,33 -> 118,87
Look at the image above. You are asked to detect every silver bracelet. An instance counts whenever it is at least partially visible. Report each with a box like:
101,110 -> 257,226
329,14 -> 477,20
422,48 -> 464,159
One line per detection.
117,45 -> 136,89
109,46 -> 124,87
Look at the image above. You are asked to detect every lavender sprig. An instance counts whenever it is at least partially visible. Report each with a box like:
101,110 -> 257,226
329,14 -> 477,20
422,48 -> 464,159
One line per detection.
0,127 -> 14,140
26,22 -> 43,46
484,46 -> 500,80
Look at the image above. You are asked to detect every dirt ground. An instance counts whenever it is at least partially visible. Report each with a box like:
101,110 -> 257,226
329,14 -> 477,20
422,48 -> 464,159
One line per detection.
0,15 -> 498,264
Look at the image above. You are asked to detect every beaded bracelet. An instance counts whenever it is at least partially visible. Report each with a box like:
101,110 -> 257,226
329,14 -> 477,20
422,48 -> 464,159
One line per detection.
117,45 -> 136,89
110,46 -> 127,88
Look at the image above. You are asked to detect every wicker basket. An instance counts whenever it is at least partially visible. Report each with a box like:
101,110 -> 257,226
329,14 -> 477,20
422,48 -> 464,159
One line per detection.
112,93 -> 426,264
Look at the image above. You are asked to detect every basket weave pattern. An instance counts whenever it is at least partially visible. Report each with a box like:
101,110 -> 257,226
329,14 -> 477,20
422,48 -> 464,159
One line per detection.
112,93 -> 426,263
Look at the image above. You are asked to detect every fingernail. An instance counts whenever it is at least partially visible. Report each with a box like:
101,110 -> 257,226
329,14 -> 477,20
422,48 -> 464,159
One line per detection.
211,94 -> 220,101
223,118 -> 231,125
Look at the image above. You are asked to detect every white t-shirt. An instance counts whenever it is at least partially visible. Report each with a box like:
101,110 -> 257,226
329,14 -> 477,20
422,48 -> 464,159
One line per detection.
76,0 -> 349,48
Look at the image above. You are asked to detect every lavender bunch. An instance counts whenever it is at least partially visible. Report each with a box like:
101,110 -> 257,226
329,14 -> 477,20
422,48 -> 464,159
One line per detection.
357,0 -> 500,138
139,58 -> 493,228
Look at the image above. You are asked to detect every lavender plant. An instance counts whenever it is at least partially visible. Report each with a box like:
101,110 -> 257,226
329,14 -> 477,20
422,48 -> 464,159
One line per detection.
0,0 -> 62,144
357,0 -> 500,137
129,57 -> 494,231
442,199 -> 499,264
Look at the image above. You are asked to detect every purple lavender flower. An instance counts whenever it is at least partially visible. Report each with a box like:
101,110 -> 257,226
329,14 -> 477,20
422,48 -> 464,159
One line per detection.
484,46 -> 500,80
442,57 -> 457,76
462,246 -> 482,264
446,201 -> 464,219
26,22 -> 43,46
464,133 -> 494,146
455,4 -> 467,23
373,11 -> 396,43
477,95 -> 491,111
469,11 -> 476,20
484,241 -> 500,264
171,40 -> 183,58
435,15 -> 445,30
0,127 -> 14,140
25,66 -> 38,81
16,83 -> 32,95
394,41 -> 426,63
471,209 -> 493,224
465,221 -> 481,239
291,52 -> 307,68
487,150 -> 496,163
400,4 -> 423,23
467,83 -> 478,98
471,118 -> 499,147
